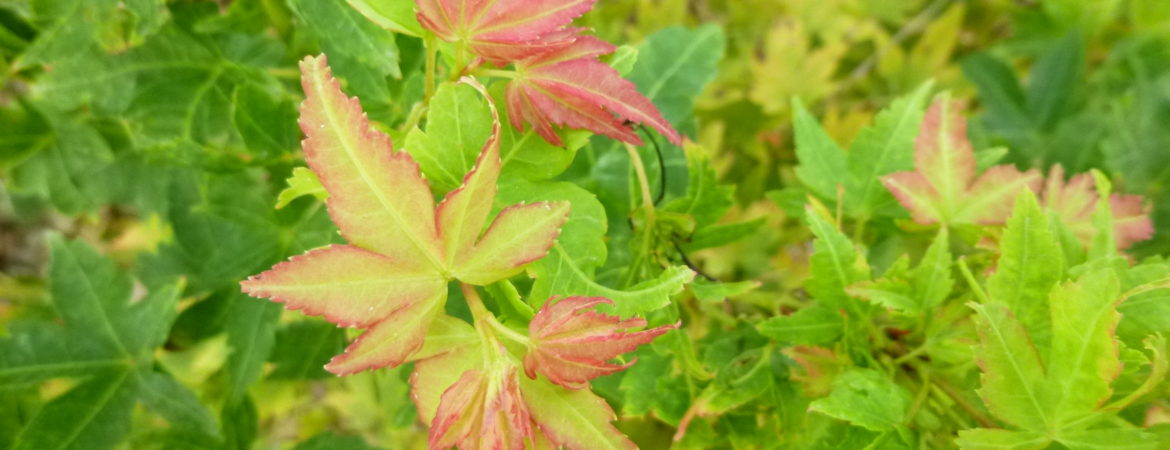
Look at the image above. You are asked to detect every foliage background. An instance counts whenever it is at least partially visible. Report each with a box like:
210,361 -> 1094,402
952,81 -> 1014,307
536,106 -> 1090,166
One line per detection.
3,0 -> 1170,448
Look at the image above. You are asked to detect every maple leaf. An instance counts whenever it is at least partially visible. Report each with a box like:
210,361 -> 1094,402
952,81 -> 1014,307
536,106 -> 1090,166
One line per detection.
882,98 -> 1042,226
411,321 -> 638,449
414,0 -> 595,62
523,296 -> 679,389
1040,164 -> 1153,250
240,55 -> 570,376
430,365 -> 532,450
506,36 -> 683,147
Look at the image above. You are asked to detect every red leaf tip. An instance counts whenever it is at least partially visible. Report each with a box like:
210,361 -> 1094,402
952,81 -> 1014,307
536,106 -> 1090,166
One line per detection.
524,296 -> 678,389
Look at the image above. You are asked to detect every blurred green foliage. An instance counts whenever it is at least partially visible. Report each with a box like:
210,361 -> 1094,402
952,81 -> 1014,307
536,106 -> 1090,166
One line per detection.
3,0 -> 1170,448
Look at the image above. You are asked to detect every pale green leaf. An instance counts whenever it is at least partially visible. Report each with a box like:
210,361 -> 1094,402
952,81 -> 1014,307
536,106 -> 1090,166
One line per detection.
970,303 -> 1051,431
809,369 -> 910,432
987,192 -> 1063,353
405,82 -> 493,195
1046,269 -> 1122,425
955,429 -> 1050,450
793,97 -> 848,202
275,167 -> 329,209
532,245 -> 694,317
757,302 -> 844,345
607,45 -> 639,76
804,201 -> 869,310
346,0 -> 424,36
845,82 -> 932,217
518,376 -> 635,450
1056,428 -> 1157,450
913,227 -> 953,310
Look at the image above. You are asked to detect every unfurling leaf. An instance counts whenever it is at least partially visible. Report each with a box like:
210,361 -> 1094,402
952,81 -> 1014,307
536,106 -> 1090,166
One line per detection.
507,36 -> 682,146
882,98 -> 1042,226
415,0 -> 595,62
430,366 -> 532,450
413,0 -> 680,146
1040,165 -> 1153,251
240,55 -> 569,375
524,297 -> 679,389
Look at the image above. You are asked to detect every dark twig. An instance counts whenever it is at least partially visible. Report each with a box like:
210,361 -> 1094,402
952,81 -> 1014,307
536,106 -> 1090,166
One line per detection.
674,241 -> 716,281
638,125 -> 668,205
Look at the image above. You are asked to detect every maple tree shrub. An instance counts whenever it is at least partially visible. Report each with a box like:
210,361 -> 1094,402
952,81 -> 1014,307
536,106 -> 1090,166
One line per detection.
4,0 -> 1170,449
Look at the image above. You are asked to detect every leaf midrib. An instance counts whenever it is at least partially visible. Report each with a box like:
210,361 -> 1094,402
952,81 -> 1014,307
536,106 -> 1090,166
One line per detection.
311,64 -> 444,271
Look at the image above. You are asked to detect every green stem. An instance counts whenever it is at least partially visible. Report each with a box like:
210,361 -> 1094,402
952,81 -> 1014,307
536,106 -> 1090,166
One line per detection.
621,143 -> 659,288
460,283 -> 531,347
479,69 -> 517,79
958,257 -> 990,303
424,35 -> 438,102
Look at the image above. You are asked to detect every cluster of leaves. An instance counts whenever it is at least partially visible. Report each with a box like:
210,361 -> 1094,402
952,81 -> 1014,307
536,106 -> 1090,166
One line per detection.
3,0 -> 1170,449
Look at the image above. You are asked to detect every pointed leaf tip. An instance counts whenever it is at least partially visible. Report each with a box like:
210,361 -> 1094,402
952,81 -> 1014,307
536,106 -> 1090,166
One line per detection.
454,201 -> 572,285
298,53 -> 445,268
525,296 -> 678,389
882,97 -> 1040,225
239,245 -> 445,328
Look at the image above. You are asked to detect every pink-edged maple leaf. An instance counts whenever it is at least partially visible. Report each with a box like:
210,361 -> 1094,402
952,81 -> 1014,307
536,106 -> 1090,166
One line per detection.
524,296 -> 678,389
882,99 -> 1042,226
415,0 -> 595,62
1040,164 -> 1153,250
430,366 -> 532,450
507,36 -> 682,147
412,335 -> 636,449
240,55 -> 570,376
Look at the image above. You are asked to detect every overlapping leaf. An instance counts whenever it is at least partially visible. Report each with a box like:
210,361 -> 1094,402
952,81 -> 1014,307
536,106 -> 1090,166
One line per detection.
1040,165 -> 1153,250
241,55 -> 569,375
524,296 -> 678,389
415,0 -> 595,62
507,36 -> 682,146
964,266 -> 1158,447
411,0 -> 681,146
882,98 -> 1042,226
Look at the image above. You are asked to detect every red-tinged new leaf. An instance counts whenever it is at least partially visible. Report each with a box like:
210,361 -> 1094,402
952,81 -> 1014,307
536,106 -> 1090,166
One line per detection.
453,201 -> 571,285
508,39 -> 682,146
325,294 -> 445,375
1110,194 -> 1154,250
413,345 -> 484,427
1041,165 -> 1153,250
430,367 -> 532,450
240,245 -> 445,328
244,57 -> 571,376
519,375 -> 636,450
415,0 -> 595,62
299,55 -> 445,269
882,99 -> 1041,226
524,297 -> 678,389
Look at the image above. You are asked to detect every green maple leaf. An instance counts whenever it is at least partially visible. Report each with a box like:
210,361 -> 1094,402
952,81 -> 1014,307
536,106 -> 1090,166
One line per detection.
847,227 -> 953,315
1,237 -> 217,449
240,55 -> 570,375
793,82 -> 931,219
803,199 -> 870,311
810,368 -> 912,432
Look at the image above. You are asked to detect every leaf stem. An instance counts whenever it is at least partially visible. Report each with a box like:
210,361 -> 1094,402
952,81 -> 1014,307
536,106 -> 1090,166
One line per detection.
479,69 -> 517,79
424,35 -> 438,102
460,283 -> 531,347
957,257 -> 990,303
625,143 -> 657,227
